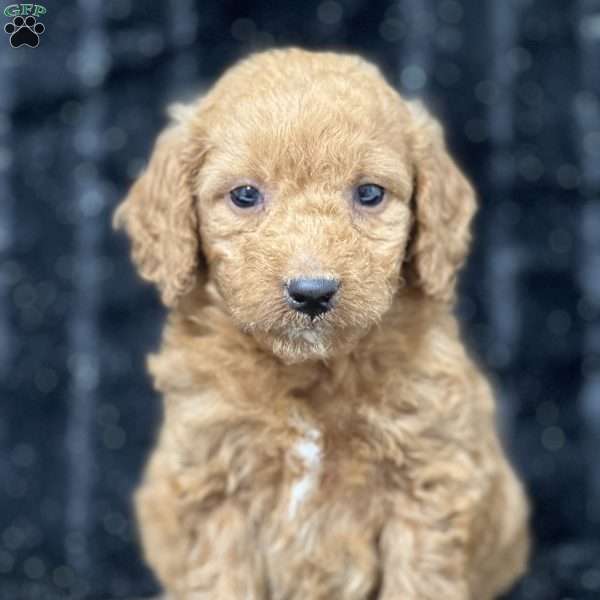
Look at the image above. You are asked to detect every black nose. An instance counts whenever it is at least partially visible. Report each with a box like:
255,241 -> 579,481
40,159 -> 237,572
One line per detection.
286,278 -> 340,318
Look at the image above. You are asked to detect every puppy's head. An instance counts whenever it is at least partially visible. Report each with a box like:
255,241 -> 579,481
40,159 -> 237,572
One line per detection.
115,49 -> 476,363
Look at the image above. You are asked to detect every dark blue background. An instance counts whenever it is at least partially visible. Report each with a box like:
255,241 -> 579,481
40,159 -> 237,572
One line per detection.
1,0 -> 599,598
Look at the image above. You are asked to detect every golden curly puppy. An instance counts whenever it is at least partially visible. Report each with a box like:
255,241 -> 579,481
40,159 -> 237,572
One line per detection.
115,48 -> 529,599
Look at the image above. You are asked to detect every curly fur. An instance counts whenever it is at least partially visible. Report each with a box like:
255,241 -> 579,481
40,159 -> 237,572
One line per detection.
115,48 -> 529,599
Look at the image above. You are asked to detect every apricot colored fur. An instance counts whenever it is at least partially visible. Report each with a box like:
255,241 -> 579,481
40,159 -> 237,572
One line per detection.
114,48 -> 529,599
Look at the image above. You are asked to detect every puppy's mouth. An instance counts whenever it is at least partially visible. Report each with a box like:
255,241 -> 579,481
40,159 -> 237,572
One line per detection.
240,306 -> 334,362
271,323 -> 332,363
285,321 -> 328,343
245,300 -> 377,364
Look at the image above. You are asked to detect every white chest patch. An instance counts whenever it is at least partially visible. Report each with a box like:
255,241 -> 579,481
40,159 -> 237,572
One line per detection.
288,427 -> 322,518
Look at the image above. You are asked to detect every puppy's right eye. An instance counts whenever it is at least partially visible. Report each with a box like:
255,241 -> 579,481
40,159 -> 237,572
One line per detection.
230,185 -> 263,209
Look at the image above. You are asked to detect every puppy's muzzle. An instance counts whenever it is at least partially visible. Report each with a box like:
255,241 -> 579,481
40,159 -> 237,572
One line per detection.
285,278 -> 340,318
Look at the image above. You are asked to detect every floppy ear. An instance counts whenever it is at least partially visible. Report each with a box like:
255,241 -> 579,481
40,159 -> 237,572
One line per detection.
113,107 -> 205,306
405,101 -> 477,303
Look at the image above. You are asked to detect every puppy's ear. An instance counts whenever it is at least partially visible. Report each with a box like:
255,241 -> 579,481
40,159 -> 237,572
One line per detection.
114,107 -> 205,306
405,101 -> 477,302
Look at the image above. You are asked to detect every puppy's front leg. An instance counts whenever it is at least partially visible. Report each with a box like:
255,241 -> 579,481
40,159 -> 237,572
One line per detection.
180,503 -> 268,600
136,434 -> 272,600
137,471 -> 268,600
377,517 -> 469,600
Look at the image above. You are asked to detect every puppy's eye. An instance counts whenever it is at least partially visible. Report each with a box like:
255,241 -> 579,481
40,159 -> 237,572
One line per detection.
355,184 -> 385,208
230,185 -> 263,209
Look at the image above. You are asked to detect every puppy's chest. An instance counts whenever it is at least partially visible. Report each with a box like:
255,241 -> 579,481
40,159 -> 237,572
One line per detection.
244,417 -> 403,519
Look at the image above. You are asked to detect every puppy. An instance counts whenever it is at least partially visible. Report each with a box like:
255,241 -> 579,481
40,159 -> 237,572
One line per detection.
115,48 -> 529,599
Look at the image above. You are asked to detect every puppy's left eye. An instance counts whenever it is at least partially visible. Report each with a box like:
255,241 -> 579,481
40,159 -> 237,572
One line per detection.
355,184 -> 385,208
230,185 -> 263,209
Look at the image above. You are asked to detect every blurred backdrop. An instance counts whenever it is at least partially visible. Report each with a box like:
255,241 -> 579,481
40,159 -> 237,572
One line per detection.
1,0 -> 599,598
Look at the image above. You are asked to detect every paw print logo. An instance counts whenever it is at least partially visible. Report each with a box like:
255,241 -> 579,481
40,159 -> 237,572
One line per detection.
4,15 -> 45,48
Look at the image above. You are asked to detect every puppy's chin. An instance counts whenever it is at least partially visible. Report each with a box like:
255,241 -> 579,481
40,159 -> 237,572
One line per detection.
272,330 -> 332,364
252,325 -> 367,365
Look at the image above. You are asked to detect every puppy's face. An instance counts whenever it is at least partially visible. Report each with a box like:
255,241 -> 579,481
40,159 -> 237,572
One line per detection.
196,82 -> 413,361
115,50 -> 476,363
